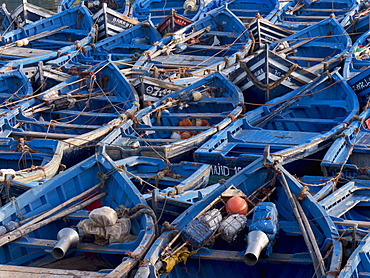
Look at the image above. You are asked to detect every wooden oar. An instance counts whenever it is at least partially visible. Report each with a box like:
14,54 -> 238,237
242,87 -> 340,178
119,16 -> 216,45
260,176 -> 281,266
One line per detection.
0,192 -> 107,247
279,171 -> 325,278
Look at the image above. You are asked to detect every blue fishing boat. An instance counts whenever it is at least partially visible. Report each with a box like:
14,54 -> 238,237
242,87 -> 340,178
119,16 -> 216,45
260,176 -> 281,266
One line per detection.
272,0 -> 359,30
194,70 -> 358,169
269,16 -> 352,73
347,66 -> 370,108
321,108 -> 370,179
134,5 -> 250,77
92,3 -> 139,40
134,157 -> 343,278
0,5 -> 96,67
47,19 -> 162,69
343,29 -> 370,79
338,232 -> 370,278
0,0 -> 55,34
0,137 -> 64,184
111,156 -> 212,222
99,72 -> 244,161
133,0 -> 204,25
0,152 -> 157,276
6,60 -> 139,151
58,0 -> 129,14
0,66 -> 33,109
224,48 -> 318,107
189,16 -> 295,81
199,0 -> 279,26
341,1 -> 370,42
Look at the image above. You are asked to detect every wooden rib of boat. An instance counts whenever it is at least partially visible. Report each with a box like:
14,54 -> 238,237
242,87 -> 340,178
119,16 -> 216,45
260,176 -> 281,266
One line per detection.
0,0 -> 55,33
134,157 -> 343,278
99,72 -> 244,161
194,70 -> 359,169
269,16 -> 352,74
133,0 -> 204,25
134,5 -> 250,78
0,5 -> 97,67
0,152 -> 157,277
272,0 -> 359,30
6,60 -> 139,151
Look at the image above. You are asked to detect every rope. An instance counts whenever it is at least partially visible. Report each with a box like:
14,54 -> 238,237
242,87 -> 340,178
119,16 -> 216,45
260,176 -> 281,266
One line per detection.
240,60 -> 298,91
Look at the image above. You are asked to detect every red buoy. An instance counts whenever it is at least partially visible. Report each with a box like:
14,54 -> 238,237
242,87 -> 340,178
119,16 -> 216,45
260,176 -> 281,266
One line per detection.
226,196 -> 248,215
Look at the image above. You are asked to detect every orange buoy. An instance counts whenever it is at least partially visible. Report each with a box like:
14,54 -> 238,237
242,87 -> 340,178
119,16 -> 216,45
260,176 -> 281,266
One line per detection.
226,196 -> 248,215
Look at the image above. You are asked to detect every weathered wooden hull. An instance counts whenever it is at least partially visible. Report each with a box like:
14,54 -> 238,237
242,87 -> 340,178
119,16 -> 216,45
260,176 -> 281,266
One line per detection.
134,158 -> 342,278
0,152 -> 156,276
99,72 -> 244,160
194,71 -> 358,169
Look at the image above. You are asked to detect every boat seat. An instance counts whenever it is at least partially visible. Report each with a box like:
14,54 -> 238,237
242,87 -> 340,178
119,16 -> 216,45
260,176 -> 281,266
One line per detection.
192,249 -> 312,264
138,7 -> 181,13
49,110 -> 119,118
297,100 -> 348,108
271,118 -> 340,125
135,126 -> 210,131
105,43 -> 151,51
319,182 -> 370,217
17,119 -> 100,130
10,237 -> 129,254
206,31 -> 240,38
11,130 -> 77,139
59,28 -> 90,36
35,39 -> 73,46
159,112 -> 226,118
301,8 -> 345,12
283,15 -> 331,19
67,209 -> 90,220
194,97 -> 233,104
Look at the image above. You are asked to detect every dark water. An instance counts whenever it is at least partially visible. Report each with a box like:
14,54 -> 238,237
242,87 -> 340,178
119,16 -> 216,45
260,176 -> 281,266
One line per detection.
2,0 -> 59,12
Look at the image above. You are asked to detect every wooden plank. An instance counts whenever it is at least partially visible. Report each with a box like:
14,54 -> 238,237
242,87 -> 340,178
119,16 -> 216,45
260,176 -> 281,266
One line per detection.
10,237 -> 132,254
287,56 -> 325,62
192,249 -> 312,264
0,265 -> 106,277
17,120 -> 100,130
11,130 -> 76,139
135,126 -> 210,131
1,47 -> 53,57
159,112 -> 226,118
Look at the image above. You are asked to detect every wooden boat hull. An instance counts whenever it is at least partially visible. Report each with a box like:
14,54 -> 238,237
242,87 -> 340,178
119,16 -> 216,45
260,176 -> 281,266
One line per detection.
134,158 -> 343,278
269,16 -> 352,73
8,60 -> 139,148
99,72 -> 244,160
93,3 -> 139,40
0,152 -> 156,276
0,5 -> 97,67
194,71 -> 359,168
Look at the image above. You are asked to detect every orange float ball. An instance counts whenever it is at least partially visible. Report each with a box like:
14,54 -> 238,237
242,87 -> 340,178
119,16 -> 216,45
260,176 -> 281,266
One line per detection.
226,196 -> 248,215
